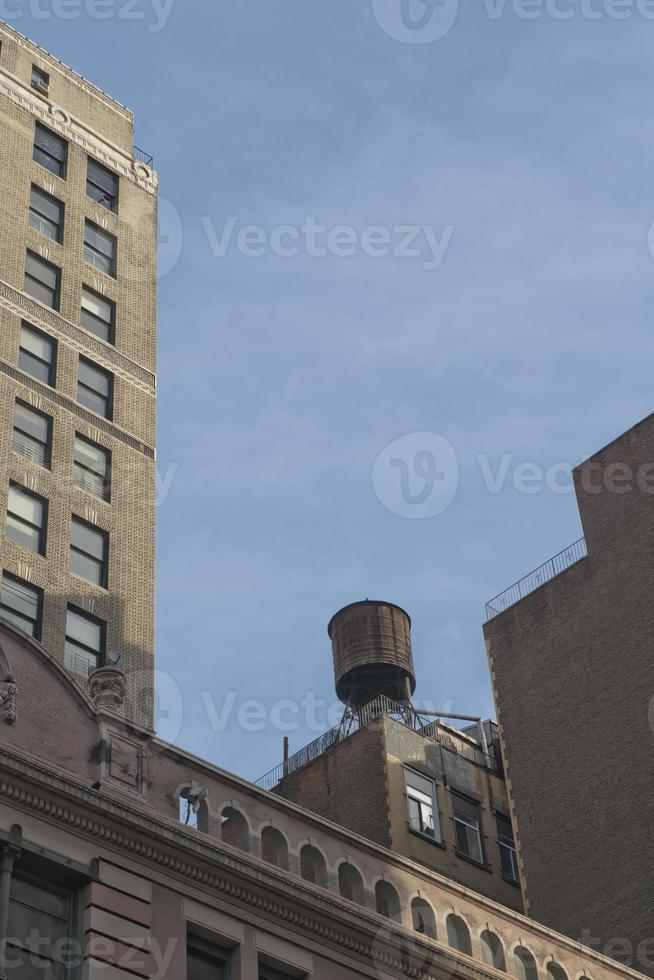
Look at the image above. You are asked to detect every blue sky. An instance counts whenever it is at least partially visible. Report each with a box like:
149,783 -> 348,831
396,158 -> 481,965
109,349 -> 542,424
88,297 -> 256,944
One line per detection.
18,0 -> 654,781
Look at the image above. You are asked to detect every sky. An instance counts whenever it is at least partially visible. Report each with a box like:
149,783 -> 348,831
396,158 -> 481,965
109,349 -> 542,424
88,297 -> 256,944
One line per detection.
15,0 -> 654,782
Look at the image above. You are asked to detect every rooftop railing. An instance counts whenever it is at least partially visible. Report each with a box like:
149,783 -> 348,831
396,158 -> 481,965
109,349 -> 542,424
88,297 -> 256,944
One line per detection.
255,694 -> 498,792
134,145 -> 154,167
485,536 -> 587,622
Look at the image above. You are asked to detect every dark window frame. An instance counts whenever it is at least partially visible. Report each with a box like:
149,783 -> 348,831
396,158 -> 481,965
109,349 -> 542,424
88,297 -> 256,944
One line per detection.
24,249 -> 61,310
80,284 -> 115,344
28,184 -> 64,243
64,604 -> 106,676
19,321 -> 57,387
405,766 -> 441,842
6,481 -> 48,556
86,157 -> 119,213
187,934 -> 230,979
77,356 -> 114,420
496,813 -> 520,884
0,572 -> 43,640
452,791 -> 487,867
83,219 -> 117,278
73,434 -> 111,503
30,65 -> 50,96
33,122 -> 67,179
70,515 -> 108,589
12,400 -> 53,470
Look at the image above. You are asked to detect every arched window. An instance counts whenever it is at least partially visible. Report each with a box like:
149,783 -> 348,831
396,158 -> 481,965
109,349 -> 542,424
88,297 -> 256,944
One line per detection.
300,845 -> 327,887
546,963 -> 568,980
221,807 -> 249,851
179,787 -> 208,832
446,914 -> 472,956
411,898 -> 437,939
338,862 -> 365,905
515,947 -> 539,980
481,931 -> 506,971
375,881 -> 401,922
261,827 -> 289,870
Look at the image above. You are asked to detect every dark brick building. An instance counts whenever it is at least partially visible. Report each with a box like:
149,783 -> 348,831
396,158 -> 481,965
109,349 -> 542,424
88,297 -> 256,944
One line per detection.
484,412 -> 654,976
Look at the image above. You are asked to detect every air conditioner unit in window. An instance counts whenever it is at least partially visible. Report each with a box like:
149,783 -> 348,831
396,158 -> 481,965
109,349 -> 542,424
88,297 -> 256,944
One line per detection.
33,79 -> 49,95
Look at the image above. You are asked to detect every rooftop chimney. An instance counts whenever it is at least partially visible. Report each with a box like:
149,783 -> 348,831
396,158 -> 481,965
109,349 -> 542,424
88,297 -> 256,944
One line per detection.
328,600 -> 416,708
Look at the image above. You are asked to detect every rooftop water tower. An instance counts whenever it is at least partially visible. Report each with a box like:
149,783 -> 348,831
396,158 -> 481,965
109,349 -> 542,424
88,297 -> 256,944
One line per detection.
328,600 -> 416,708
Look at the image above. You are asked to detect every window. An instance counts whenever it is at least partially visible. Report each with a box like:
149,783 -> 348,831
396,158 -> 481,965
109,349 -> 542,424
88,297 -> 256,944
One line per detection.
6,483 -> 47,555
87,158 -> 118,212
497,813 -> 519,883
8,873 -> 75,975
77,357 -> 113,419
375,880 -> 401,922
337,863 -> 364,905
515,947 -> 539,980
83,220 -> 116,277
259,967 -> 295,980
74,434 -> 111,502
28,185 -> 64,242
547,963 -> 568,980
25,250 -> 61,309
80,285 -> 115,343
70,517 -> 108,588
411,898 -> 436,939
405,768 -> 440,841
261,827 -> 289,870
19,323 -> 56,386
65,606 -> 105,675
300,845 -> 327,888
12,401 -> 52,469
481,931 -> 507,971
187,935 -> 230,979
221,807 -> 249,851
30,65 -> 50,95
0,573 -> 42,638
452,793 -> 485,865
446,914 -> 472,956
33,123 -> 67,178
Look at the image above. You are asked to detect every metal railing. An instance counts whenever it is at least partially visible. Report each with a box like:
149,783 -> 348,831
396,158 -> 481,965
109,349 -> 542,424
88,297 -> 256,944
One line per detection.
255,695 -> 498,792
134,145 -> 154,167
485,537 -> 587,622
12,431 -> 47,468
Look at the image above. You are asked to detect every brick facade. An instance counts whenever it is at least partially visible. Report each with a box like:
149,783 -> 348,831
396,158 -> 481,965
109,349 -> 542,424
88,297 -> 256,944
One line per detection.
485,412 -> 654,975
0,22 -> 156,727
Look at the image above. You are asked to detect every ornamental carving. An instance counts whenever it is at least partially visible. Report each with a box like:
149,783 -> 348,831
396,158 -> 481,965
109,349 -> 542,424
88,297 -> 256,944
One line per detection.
88,666 -> 127,711
0,676 -> 16,725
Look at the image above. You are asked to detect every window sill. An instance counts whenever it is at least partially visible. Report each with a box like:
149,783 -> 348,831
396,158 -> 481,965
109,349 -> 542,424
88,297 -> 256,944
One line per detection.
502,875 -> 521,888
408,828 -> 446,850
455,850 -> 492,873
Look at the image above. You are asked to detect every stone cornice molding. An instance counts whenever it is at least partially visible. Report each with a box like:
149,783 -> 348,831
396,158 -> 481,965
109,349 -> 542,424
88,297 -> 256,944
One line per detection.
0,360 -> 155,459
0,744 -> 645,980
0,65 -> 157,196
0,280 -> 156,394
0,20 -> 133,120
0,746 -> 487,980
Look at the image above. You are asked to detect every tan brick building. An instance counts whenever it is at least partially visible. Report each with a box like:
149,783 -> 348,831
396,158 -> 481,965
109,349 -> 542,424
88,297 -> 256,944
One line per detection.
0,21 -> 157,728
484,412 -> 654,976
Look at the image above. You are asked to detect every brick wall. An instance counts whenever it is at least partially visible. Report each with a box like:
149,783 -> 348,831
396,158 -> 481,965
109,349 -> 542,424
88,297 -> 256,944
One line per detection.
485,412 -> 654,974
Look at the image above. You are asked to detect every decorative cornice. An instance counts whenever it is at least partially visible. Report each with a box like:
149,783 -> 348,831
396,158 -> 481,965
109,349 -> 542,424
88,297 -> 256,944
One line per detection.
0,65 -> 157,196
0,280 -> 156,394
0,360 -> 155,459
0,20 -> 133,120
0,747 -> 488,980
